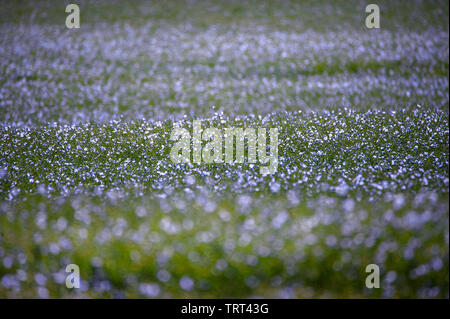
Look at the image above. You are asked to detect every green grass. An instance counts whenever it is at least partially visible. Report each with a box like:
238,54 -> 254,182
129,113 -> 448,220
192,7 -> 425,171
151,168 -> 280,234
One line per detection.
0,190 -> 448,298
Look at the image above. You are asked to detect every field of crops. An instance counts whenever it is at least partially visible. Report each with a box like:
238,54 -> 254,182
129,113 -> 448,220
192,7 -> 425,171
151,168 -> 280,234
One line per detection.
0,0 -> 448,298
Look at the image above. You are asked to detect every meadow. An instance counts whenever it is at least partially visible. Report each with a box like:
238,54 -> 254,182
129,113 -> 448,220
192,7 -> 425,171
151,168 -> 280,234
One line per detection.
0,0 -> 448,298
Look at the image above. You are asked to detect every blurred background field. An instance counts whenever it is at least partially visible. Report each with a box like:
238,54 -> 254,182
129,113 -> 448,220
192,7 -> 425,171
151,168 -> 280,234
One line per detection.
0,0 -> 448,298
